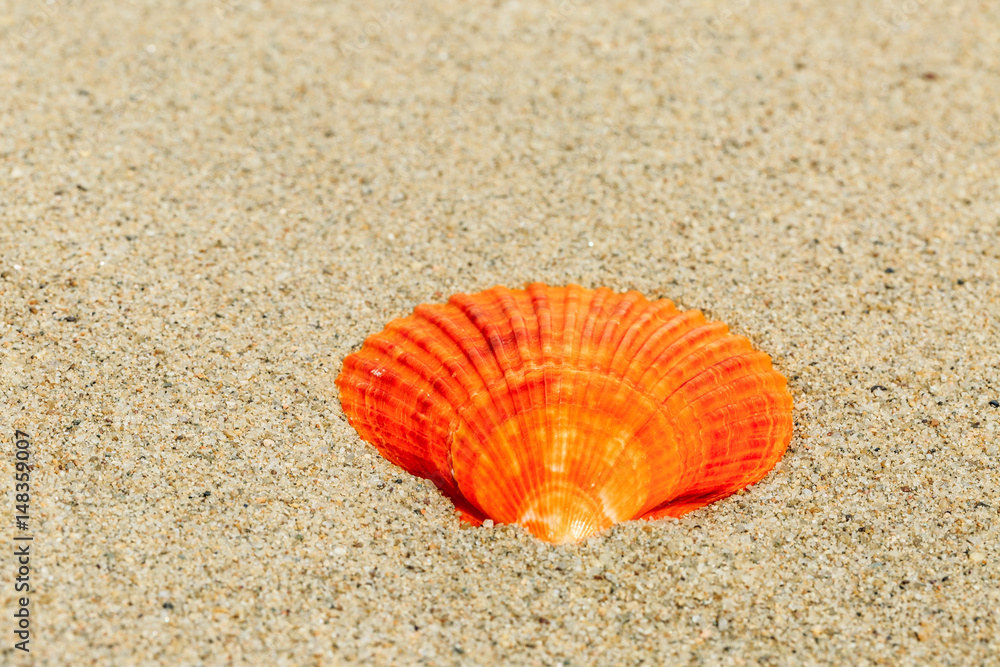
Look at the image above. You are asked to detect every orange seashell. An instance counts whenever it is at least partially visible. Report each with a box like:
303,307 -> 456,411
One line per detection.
336,284 -> 793,544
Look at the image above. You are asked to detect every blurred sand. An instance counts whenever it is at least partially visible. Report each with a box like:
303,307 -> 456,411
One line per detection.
1,0 -> 998,663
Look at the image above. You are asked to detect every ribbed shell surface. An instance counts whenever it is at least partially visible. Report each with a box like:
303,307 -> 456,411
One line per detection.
336,284 -> 793,544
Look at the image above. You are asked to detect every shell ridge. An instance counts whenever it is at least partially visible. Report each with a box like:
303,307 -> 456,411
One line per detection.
564,390 -> 661,522
547,285 -> 588,530
541,285 -> 585,532
338,350 -> 434,438
694,404 -> 791,487
654,349 -> 769,497
608,299 -> 679,380
520,307 -> 747,525
584,291 -> 646,404
642,355 -> 790,510
571,285 -> 603,372
592,292 -> 663,522
372,320 -> 498,496
569,288 -> 621,523
589,297 -> 680,436
399,307 -> 545,519
569,293 -> 659,520
405,307 -> 507,444
638,321 -> 731,399
560,286 -> 588,469
350,345 -> 451,433
627,310 -> 708,395
668,354 -> 783,418
731,388 -> 793,489
449,290 -> 537,520
354,315 -> 524,510
664,402 -> 786,504
596,300 -> 685,453
579,287 -> 615,374
411,301 -> 524,518
337,360 -> 463,501
530,284 -> 607,533
415,303 -> 511,424
621,321 -> 735,504
488,288 -> 534,415
633,323 -> 737,498
491,286 -> 548,519
527,284 -> 559,509
509,288 -> 546,417
657,344 -> 768,464
525,284 -> 559,526
560,285 -> 583,409
644,398 -> 790,518
612,327 -> 754,507
366,328 -> 468,411
662,343 -> 766,405
513,287 -> 551,516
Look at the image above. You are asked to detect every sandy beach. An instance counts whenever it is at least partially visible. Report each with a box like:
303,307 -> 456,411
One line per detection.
1,0 -> 998,663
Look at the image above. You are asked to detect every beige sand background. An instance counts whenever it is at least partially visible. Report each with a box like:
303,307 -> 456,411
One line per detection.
1,0 -> 998,664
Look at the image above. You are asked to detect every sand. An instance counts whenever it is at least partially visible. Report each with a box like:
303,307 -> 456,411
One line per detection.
1,0 -> 998,664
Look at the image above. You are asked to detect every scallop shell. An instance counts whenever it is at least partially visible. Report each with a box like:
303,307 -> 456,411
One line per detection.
336,284 -> 793,544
